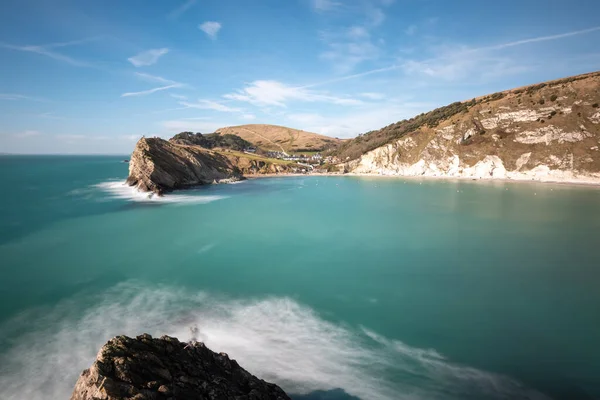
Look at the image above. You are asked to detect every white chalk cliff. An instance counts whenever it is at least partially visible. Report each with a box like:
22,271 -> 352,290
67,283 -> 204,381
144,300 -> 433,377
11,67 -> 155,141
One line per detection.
340,72 -> 600,184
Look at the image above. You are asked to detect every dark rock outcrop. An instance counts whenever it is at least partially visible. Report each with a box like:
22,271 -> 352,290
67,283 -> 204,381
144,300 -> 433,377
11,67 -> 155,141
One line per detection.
126,137 -> 244,195
70,334 -> 291,400
126,137 -> 296,195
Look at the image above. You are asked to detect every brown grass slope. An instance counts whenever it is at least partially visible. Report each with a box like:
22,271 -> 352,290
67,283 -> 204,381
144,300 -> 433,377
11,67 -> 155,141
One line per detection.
333,71 -> 600,172
215,124 -> 342,153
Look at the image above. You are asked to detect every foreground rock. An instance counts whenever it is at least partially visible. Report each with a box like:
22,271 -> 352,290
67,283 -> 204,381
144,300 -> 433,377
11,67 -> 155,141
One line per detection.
126,137 -> 294,195
335,71 -> 600,184
71,334 -> 291,400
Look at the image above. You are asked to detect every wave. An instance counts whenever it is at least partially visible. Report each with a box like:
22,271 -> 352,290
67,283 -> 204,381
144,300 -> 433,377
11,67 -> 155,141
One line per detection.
0,282 -> 550,400
93,181 -> 228,204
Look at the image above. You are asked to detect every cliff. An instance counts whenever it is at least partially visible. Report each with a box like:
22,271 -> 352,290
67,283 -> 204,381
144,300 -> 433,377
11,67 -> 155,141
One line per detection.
337,71 -> 600,184
126,137 -> 295,194
70,334 -> 291,400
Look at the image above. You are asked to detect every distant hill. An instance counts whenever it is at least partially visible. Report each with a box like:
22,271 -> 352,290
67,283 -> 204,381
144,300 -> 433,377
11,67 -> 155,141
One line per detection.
215,124 -> 342,154
335,71 -> 600,184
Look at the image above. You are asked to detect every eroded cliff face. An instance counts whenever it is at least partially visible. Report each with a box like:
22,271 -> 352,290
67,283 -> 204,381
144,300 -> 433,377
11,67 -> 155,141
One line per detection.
126,137 -> 293,194
345,73 -> 600,184
70,334 -> 291,400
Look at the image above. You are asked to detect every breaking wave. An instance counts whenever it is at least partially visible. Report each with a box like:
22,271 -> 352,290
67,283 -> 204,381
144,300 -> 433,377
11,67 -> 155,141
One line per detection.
0,282 -> 549,400
94,181 -> 228,204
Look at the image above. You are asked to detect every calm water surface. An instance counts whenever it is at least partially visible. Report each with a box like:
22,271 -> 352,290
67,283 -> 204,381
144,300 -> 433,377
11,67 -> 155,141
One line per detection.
0,155 -> 599,400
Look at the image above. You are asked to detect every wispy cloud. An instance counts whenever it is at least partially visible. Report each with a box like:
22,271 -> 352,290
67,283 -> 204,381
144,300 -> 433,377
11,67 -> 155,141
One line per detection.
14,130 -> 42,138
121,73 -> 185,97
56,134 -> 86,140
199,21 -> 222,39
37,112 -> 66,120
179,99 -> 242,113
224,80 -> 363,107
0,37 -> 100,67
242,114 -> 256,120
480,26 -> 600,51
320,27 -> 381,73
168,0 -> 196,19
311,0 -> 341,12
170,93 -> 188,100
0,93 -> 48,102
128,48 -> 169,67
311,25 -> 600,86
360,92 -> 385,100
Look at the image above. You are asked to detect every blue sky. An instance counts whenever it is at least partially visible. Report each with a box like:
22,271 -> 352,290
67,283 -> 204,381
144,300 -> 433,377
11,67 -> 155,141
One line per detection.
1,0 -> 599,154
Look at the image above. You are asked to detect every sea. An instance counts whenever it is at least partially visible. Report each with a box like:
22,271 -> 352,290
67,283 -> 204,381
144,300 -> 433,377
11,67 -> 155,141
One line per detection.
0,155 -> 599,400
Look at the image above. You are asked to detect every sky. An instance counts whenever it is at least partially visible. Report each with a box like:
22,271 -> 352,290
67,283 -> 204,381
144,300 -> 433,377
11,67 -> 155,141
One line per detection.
1,0 -> 599,154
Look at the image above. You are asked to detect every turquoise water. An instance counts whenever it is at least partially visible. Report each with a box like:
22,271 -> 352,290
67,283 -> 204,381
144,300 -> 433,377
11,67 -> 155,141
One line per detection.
1,155 -> 599,400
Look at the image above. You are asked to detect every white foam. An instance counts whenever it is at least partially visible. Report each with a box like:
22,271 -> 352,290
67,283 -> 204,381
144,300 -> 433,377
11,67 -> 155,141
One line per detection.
0,282 -> 550,400
94,181 -> 227,204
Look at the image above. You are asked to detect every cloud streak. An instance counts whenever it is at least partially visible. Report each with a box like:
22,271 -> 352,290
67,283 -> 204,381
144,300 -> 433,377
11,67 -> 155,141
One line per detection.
121,73 -> 185,97
121,85 -> 181,97
128,48 -> 169,67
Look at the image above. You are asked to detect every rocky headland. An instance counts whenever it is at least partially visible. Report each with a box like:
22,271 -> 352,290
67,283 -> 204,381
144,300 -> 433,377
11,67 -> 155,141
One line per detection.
126,137 -> 294,195
70,334 -> 290,400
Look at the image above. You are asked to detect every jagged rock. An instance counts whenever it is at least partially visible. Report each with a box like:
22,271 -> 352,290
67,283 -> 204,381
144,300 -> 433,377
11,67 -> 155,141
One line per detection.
70,334 -> 291,400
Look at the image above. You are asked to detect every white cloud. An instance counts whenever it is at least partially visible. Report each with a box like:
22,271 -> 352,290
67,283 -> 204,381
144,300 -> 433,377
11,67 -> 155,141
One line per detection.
168,0 -> 196,19
179,99 -> 242,113
225,80 -> 363,107
199,21 -> 222,39
14,130 -> 42,138
127,48 -> 169,67
242,114 -> 256,120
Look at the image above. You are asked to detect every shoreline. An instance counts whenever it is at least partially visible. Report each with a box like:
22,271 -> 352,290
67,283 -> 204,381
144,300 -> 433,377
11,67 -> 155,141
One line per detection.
244,172 -> 600,189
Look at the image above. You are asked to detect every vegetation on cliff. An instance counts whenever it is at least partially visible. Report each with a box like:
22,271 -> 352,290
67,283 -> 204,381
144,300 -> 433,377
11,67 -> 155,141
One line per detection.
171,132 -> 253,151
331,71 -> 600,162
